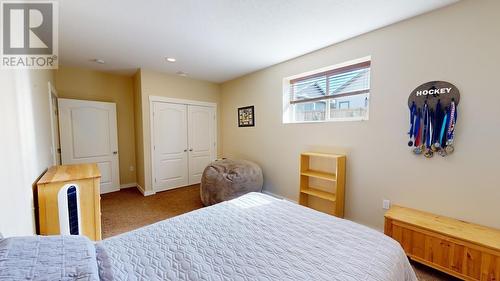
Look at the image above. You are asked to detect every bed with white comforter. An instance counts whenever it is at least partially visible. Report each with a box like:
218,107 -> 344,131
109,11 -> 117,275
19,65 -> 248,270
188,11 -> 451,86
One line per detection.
0,192 -> 416,280
97,192 -> 417,281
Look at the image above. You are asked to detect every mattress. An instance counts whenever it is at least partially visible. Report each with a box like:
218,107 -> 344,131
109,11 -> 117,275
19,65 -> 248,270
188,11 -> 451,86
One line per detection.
98,192 -> 417,281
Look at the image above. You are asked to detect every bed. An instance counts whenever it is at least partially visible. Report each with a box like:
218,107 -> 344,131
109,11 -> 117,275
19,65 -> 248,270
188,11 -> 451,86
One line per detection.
0,193 -> 417,281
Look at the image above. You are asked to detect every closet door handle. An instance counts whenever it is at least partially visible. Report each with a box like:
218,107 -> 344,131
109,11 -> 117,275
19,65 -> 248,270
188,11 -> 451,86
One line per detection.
184,149 -> 187,152
189,148 -> 193,152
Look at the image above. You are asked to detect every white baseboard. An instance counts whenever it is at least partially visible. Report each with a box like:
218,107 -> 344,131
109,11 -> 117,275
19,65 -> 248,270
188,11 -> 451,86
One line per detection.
100,187 -> 120,194
262,190 -> 298,204
120,182 -> 137,189
136,184 -> 156,196
101,182 -> 136,194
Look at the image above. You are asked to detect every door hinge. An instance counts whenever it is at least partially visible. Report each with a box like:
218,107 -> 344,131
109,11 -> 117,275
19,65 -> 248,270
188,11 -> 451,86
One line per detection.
155,178 -> 157,183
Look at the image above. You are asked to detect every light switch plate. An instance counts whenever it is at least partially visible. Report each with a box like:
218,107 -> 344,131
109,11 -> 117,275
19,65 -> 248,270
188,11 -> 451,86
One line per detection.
383,199 -> 391,210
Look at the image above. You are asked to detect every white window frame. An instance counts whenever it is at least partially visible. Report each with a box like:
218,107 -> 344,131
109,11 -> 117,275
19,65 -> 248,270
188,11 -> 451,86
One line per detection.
282,56 -> 371,124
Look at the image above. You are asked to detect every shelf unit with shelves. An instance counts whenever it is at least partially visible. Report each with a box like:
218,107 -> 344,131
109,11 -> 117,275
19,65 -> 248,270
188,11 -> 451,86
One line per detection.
299,152 -> 346,217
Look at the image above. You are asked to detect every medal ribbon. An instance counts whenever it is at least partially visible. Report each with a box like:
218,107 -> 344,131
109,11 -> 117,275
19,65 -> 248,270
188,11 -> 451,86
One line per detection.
427,111 -> 432,148
422,102 -> 428,148
439,108 -> 449,147
447,101 -> 457,142
433,100 -> 442,145
408,102 -> 416,142
414,109 -> 422,147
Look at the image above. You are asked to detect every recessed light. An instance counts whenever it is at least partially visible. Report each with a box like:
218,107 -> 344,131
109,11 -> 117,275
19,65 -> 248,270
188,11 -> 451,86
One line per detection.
166,57 -> 176,63
90,58 -> 105,64
176,71 -> 187,77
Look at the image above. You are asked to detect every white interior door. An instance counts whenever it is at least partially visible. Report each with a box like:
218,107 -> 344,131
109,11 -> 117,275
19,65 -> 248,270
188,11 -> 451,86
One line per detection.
153,102 -> 189,191
188,105 -> 216,184
58,99 -> 120,194
48,82 -> 61,165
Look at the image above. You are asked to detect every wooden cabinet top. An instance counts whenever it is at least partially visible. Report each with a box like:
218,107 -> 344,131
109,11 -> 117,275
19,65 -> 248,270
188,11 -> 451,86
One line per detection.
385,205 -> 500,251
38,163 -> 101,184
301,152 -> 346,159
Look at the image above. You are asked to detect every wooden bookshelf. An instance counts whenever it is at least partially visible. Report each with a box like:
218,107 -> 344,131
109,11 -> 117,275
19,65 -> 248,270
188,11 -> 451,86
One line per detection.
299,152 -> 346,217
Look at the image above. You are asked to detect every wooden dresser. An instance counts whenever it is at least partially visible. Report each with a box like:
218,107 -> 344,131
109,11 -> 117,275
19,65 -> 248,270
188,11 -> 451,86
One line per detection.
37,164 -> 102,240
385,205 -> 500,281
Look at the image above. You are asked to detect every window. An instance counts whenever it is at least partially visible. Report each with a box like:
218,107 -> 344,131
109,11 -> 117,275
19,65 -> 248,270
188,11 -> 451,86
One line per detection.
283,57 -> 371,123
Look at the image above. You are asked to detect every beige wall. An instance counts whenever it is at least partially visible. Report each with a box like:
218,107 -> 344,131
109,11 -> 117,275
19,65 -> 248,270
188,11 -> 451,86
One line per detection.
54,66 -> 137,185
136,69 -> 221,192
0,69 -> 55,237
221,0 -> 500,231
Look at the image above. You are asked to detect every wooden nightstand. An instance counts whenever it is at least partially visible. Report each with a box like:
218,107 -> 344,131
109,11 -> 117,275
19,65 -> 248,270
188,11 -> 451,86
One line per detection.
37,163 -> 102,240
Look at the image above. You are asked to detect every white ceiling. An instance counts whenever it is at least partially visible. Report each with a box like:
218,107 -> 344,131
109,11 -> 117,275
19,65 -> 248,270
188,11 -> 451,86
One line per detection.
59,0 -> 458,82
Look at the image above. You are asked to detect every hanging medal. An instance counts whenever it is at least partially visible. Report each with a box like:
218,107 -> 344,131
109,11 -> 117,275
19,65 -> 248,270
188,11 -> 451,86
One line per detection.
419,104 -> 426,154
413,109 -> 422,155
445,99 -> 457,154
422,102 -> 432,158
422,102 -> 428,148
408,102 -> 416,147
424,108 -> 434,158
432,100 -> 442,151
438,107 -> 449,157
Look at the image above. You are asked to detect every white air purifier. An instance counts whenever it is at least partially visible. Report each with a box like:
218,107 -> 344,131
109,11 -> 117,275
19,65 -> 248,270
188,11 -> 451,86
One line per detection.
57,184 -> 82,235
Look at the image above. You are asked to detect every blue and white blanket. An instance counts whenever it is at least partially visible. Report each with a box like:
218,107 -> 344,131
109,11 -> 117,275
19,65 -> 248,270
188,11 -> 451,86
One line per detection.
0,235 -> 99,281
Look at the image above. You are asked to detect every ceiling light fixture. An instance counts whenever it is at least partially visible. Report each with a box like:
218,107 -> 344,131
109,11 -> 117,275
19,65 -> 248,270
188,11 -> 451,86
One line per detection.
176,71 -> 187,77
166,57 -> 176,63
91,58 -> 105,64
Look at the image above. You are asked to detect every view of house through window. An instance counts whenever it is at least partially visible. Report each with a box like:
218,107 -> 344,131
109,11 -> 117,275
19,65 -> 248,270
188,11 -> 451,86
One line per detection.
283,57 -> 371,123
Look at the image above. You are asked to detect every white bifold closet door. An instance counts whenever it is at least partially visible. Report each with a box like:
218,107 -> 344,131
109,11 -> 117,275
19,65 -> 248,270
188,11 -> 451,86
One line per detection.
153,102 -> 189,189
152,102 -> 216,192
187,105 -> 216,184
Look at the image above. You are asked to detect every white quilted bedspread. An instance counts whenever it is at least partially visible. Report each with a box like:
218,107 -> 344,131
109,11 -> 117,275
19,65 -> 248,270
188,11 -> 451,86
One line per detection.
98,192 -> 417,281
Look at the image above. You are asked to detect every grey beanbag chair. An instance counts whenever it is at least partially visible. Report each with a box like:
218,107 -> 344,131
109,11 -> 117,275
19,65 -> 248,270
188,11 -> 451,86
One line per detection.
200,159 -> 263,206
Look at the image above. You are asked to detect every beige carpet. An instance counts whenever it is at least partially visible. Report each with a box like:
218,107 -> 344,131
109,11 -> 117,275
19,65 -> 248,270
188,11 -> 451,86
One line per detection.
101,185 -> 458,281
101,184 -> 203,238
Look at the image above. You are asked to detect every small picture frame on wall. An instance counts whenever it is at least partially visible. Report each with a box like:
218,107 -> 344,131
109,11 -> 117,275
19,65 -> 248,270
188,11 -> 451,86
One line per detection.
238,106 -> 255,127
